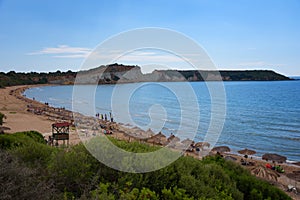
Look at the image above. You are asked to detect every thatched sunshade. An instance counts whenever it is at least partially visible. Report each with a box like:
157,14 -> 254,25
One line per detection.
132,126 -> 144,133
167,134 -> 180,143
211,146 -> 231,153
181,138 -> 194,146
194,142 -> 210,149
262,153 -> 287,163
0,126 -> 11,131
147,132 -> 167,145
238,148 -> 256,156
286,171 -> 300,182
225,155 -> 237,161
145,128 -> 155,137
251,164 -> 280,181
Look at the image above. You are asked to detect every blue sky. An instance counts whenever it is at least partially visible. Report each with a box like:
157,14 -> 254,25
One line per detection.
0,0 -> 299,75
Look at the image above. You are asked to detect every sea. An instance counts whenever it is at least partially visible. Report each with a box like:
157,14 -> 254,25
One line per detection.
24,80 -> 300,162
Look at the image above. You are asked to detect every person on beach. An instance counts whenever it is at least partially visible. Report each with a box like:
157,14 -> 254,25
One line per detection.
104,114 -> 107,121
101,114 -> 104,120
110,112 -> 113,122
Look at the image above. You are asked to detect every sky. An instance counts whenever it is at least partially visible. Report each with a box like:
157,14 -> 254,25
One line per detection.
0,0 -> 299,76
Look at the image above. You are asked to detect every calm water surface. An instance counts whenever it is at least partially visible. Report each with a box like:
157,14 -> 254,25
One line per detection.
25,81 -> 300,161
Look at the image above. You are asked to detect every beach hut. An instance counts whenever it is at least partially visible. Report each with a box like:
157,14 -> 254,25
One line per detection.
262,153 -> 287,163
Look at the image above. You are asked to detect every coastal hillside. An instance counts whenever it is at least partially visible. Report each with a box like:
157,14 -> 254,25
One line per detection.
0,63 -> 291,87
0,131 -> 291,199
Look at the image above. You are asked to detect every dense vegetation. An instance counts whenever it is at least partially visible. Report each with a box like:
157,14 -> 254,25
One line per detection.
0,131 -> 291,200
0,70 -> 76,88
0,64 -> 292,88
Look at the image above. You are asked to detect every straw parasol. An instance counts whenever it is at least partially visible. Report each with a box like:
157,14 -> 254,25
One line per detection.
167,134 -> 180,143
147,132 -> 167,145
262,153 -> 287,163
225,155 -> 237,161
194,142 -> 210,149
286,171 -> 300,182
238,148 -> 256,156
211,146 -> 231,153
251,164 -> 280,182
181,138 -> 194,146
0,126 -> 10,133
145,128 -> 155,137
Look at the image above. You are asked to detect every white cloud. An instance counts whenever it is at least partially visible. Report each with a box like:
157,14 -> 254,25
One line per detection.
27,45 -> 92,58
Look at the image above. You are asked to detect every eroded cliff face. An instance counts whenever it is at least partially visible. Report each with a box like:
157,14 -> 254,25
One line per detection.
75,64 -> 143,84
72,63 -> 292,84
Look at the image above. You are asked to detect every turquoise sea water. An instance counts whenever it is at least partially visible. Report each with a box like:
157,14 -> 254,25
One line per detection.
25,81 -> 300,161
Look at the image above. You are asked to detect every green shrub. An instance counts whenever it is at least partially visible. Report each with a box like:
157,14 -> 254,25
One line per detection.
0,131 -> 46,149
0,150 -> 60,200
0,135 -> 292,200
11,141 -> 55,167
14,130 -> 46,144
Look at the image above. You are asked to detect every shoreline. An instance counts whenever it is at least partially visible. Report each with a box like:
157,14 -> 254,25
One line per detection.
1,84 -> 300,199
23,84 -> 300,163
8,84 -> 300,165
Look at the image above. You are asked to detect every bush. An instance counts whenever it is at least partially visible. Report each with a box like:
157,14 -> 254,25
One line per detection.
0,150 -> 60,200
0,135 -> 292,199
14,130 -> 46,144
11,141 -> 55,167
0,131 -> 46,149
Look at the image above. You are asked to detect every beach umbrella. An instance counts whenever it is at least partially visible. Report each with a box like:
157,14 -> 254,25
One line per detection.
194,142 -> 210,149
238,148 -> 256,156
147,132 -> 167,145
211,146 -> 231,153
251,164 -> 280,182
181,138 -> 194,146
145,128 -> 155,137
286,171 -> 300,182
0,126 -> 10,131
262,153 -> 287,163
225,155 -> 237,161
156,132 -> 167,145
167,134 -> 180,143
132,126 -> 143,132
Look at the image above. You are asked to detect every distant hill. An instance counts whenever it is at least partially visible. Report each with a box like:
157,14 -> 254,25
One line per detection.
0,63 -> 292,87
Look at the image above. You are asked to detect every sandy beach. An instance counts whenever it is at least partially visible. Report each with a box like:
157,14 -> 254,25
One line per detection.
0,85 -> 53,134
1,84 -> 299,199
